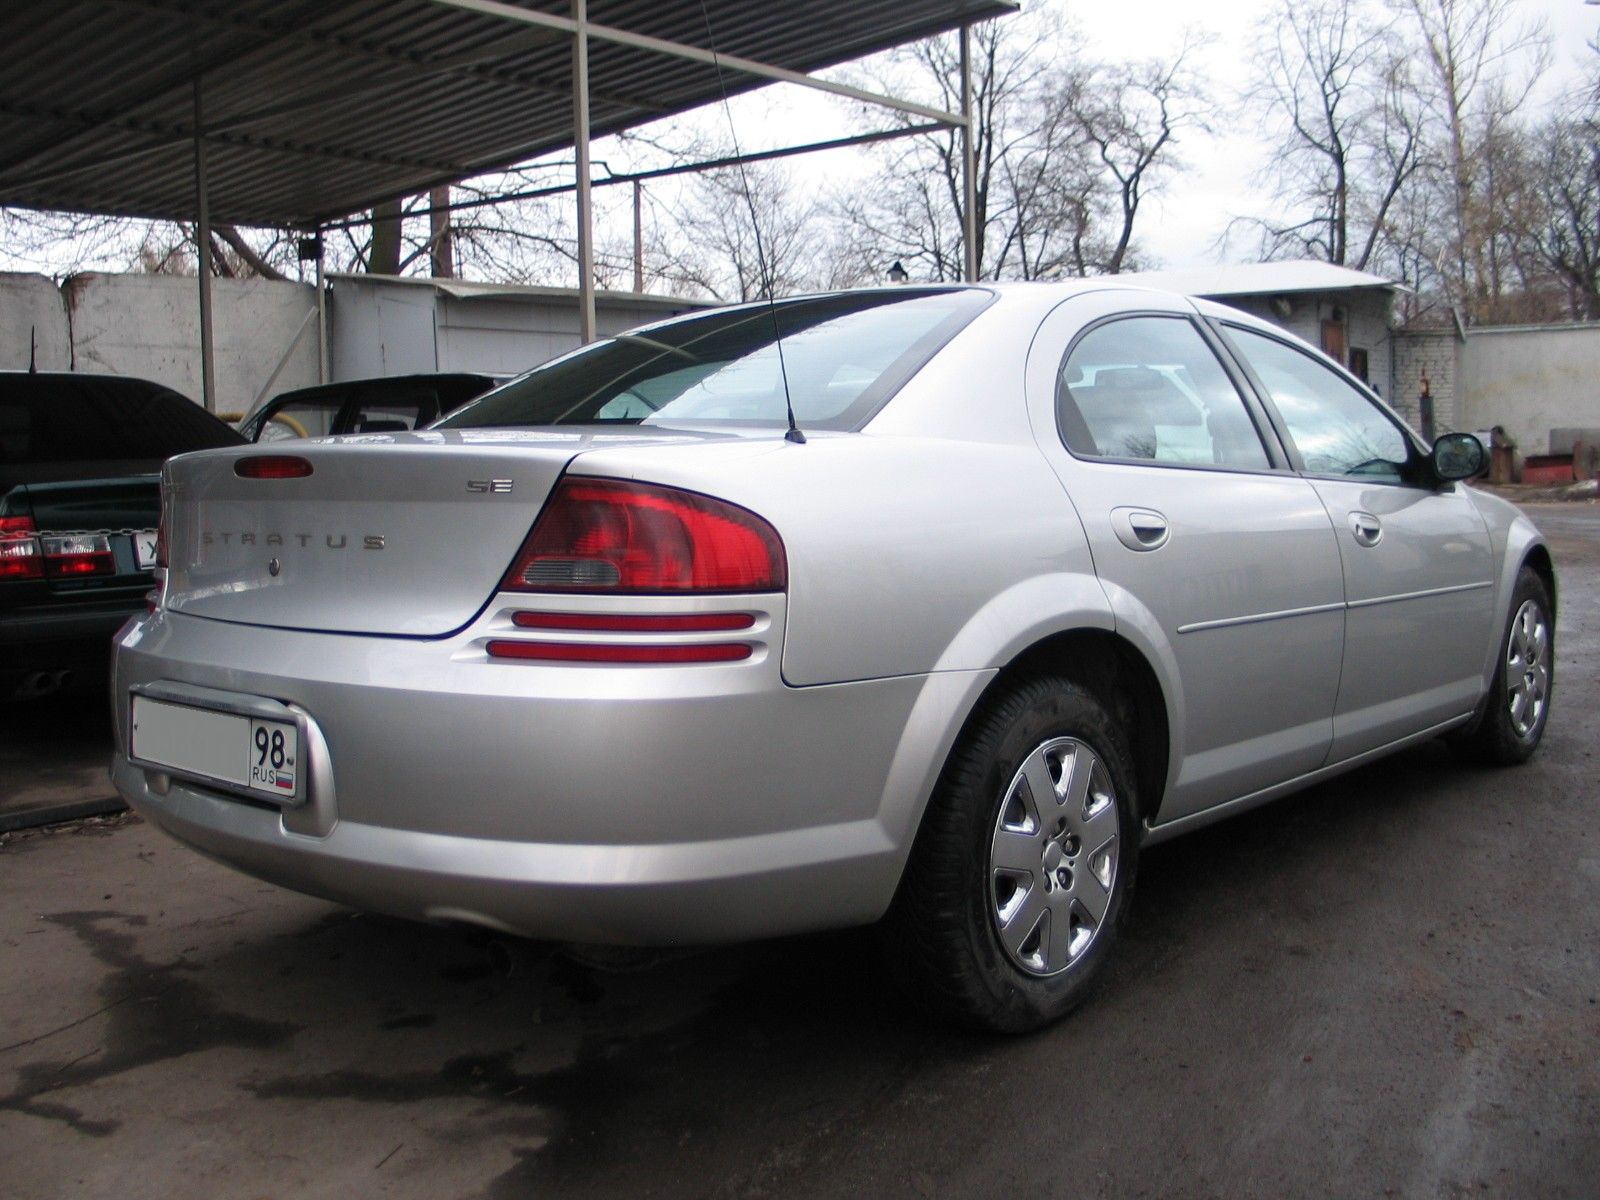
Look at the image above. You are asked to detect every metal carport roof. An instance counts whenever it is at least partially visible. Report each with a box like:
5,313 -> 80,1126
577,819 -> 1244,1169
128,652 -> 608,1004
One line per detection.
1,0 -> 1013,408
0,0 -> 1014,228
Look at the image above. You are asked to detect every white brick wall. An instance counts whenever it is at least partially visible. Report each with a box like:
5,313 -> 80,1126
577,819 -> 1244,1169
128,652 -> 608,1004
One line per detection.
1391,330 -> 1462,437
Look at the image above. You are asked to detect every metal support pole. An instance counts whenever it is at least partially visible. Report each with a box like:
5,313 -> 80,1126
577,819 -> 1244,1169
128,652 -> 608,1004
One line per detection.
632,179 -> 643,294
959,24 -> 978,284
573,0 -> 597,342
314,228 -> 329,384
425,0 -> 966,127
193,79 -> 217,411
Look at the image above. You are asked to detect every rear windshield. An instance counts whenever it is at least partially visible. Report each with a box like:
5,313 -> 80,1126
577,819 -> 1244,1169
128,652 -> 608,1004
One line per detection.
0,376 -> 243,463
435,289 -> 991,433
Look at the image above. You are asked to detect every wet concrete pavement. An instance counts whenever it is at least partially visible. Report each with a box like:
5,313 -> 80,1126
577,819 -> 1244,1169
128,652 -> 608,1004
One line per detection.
2,503 -> 1597,1199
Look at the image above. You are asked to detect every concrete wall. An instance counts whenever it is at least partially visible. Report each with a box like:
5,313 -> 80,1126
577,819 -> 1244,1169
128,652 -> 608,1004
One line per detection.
1457,323 -> 1600,456
0,273 -> 72,371
329,275 -> 705,381
64,273 -> 320,415
0,271 -> 320,415
3,270 -> 706,417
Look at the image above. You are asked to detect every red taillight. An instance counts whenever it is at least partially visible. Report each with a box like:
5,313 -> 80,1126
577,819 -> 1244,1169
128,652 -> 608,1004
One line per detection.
486,639 -> 752,664
2,520 -> 115,579
510,610 -> 755,632
235,455 -> 313,479
502,478 -> 785,594
42,534 -> 114,577
0,515 -> 42,581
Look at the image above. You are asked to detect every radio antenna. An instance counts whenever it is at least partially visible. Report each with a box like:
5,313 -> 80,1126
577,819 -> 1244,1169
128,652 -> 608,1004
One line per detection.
696,0 -> 804,443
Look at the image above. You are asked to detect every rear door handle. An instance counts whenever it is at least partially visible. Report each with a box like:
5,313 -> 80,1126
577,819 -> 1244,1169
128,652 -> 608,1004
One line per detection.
1111,507 -> 1170,552
1348,512 -> 1383,547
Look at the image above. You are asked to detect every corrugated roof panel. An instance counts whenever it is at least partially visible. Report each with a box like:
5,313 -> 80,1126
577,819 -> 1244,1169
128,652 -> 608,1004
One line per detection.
0,0 -> 1015,226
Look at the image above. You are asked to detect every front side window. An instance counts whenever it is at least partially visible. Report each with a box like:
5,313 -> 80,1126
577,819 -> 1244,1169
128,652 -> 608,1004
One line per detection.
1057,316 -> 1270,470
1226,326 -> 1411,483
437,289 -> 991,433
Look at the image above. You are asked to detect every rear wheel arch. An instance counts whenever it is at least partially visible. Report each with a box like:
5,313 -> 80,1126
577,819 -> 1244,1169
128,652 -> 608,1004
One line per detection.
883,649 -> 1155,1030
979,629 -> 1171,828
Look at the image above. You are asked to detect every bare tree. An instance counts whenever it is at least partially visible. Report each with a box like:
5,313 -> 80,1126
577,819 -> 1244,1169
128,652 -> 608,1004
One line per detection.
1527,45 -> 1600,320
1242,0 -> 1426,271
1394,0 -> 1550,320
835,15 -> 1097,282
0,208 -> 299,281
645,162 -> 822,302
1056,38 -> 1211,275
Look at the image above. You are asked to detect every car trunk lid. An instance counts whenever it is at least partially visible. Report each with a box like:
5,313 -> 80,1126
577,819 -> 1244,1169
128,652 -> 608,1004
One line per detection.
160,429 -> 741,636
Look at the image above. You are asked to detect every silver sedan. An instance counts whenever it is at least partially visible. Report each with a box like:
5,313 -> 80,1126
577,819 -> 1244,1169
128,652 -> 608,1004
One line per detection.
110,283 -> 1554,1032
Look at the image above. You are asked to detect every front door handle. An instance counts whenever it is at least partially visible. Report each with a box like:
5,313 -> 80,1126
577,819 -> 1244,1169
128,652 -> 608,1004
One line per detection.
1348,511 -> 1383,547
1111,507 -> 1170,552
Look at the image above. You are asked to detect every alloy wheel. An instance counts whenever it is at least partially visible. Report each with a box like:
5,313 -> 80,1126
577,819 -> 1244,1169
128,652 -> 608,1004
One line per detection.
1506,598 -> 1551,738
989,737 -> 1119,977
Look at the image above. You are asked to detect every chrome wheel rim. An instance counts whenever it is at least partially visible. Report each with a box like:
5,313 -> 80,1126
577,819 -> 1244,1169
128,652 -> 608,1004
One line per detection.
1506,599 -> 1551,738
989,737 -> 1119,977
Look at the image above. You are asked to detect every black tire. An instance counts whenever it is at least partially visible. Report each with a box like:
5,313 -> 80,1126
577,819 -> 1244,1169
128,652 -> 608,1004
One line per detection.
881,676 -> 1140,1033
1451,566 -> 1555,766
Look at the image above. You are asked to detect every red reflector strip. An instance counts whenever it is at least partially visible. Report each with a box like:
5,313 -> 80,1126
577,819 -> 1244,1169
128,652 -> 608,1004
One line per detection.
236,455 -> 313,479
45,552 -> 115,577
486,640 -> 752,664
510,611 -> 755,632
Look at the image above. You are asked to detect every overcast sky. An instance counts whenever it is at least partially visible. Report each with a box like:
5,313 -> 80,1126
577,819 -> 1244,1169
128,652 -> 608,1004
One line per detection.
1067,0 -> 1597,269
633,0 -> 1596,276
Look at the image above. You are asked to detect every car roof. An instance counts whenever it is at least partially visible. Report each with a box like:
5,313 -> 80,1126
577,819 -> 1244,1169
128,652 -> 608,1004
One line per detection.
0,370 -> 190,394
266,373 -> 501,402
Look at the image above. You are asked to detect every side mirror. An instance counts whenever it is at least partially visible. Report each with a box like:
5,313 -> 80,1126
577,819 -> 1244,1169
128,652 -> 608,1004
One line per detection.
1432,432 -> 1487,482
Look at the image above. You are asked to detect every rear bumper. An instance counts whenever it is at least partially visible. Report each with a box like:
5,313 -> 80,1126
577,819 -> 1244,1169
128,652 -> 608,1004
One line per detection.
114,754 -> 901,943
110,605 -> 990,944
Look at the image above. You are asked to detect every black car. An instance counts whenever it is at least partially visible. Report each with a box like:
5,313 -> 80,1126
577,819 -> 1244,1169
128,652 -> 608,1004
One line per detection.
237,373 -> 504,442
1,372 -> 245,699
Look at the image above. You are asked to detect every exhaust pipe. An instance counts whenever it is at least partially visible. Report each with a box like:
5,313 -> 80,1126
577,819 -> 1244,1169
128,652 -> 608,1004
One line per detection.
11,669 -> 73,699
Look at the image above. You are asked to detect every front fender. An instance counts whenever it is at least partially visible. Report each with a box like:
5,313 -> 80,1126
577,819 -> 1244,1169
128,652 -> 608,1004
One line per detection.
1469,489 -> 1554,691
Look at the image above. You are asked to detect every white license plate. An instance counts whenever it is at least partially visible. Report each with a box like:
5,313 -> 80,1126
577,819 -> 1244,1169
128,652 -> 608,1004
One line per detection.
133,530 -> 159,569
130,696 -> 302,802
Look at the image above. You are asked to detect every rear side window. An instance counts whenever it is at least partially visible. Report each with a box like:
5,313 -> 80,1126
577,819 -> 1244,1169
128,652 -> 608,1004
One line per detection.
349,389 -> 437,433
1057,316 -> 1269,470
0,376 -> 240,463
437,289 -> 992,433
1225,326 -> 1411,482
256,397 -> 341,442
